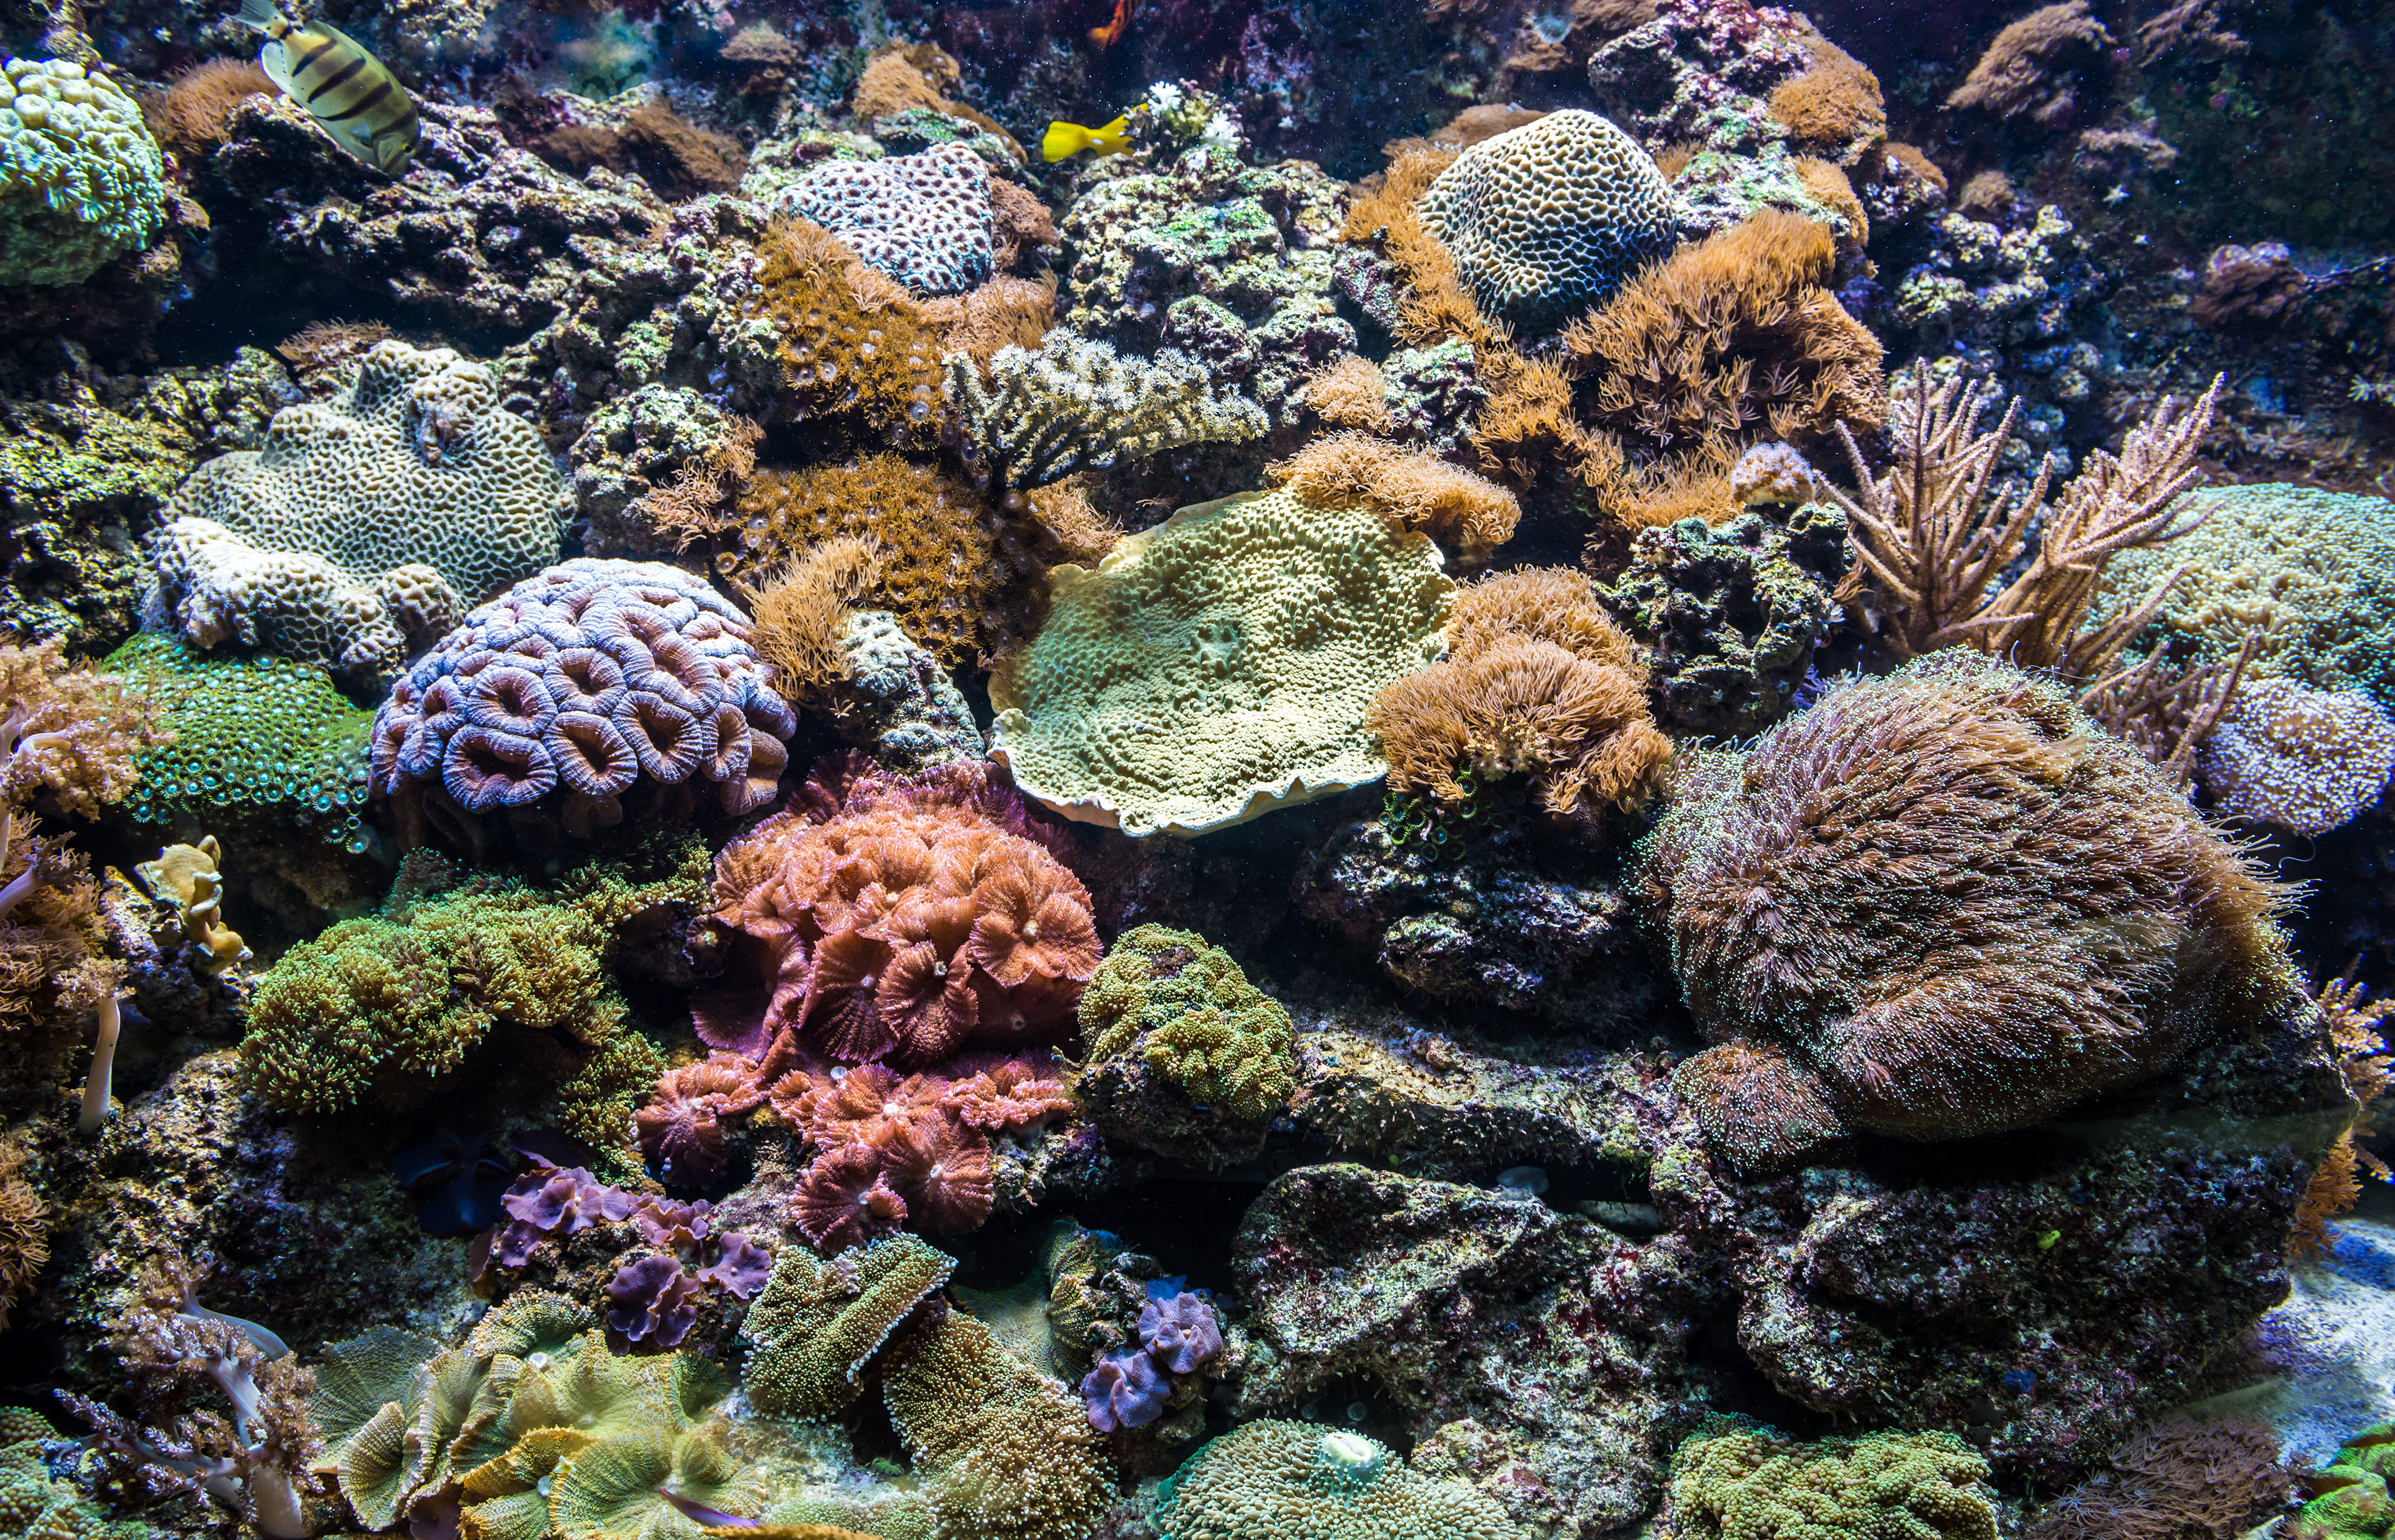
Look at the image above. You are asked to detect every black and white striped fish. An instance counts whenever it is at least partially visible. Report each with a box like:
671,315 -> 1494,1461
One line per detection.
237,0 -> 419,175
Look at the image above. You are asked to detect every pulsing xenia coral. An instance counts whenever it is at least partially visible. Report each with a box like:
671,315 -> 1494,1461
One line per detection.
370,558 -> 797,841
1641,651 -> 2296,1173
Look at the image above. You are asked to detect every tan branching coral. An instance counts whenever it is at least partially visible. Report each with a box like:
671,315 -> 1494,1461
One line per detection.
1370,568 -> 1669,816
1268,431 -> 1521,566
945,330 -> 1267,493
2291,974 -> 2394,1253
1827,367 -> 2224,673
1560,210 -> 1885,467
2077,635 -> 2258,788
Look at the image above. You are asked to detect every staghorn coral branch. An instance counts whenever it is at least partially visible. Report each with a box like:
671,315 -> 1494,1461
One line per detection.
1828,367 -> 2223,673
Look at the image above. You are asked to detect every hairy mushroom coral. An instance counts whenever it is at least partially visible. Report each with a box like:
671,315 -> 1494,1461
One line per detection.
791,1144 -> 910,1253
633,1052 -> 766,1187
883,1116 -> 994,1233
940,1054 -> 1074,1133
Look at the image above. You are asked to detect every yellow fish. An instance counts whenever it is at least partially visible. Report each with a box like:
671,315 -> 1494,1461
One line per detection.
238,0 -> 420,175
1042,114 -> 1133,162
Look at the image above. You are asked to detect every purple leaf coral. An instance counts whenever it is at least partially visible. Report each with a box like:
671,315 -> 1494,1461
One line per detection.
1138,1291 -> 1223,1375
603,1253 -> 705,1346
491,1157 -> 637,1267
369,558 -> 798,837
1081,1348 -> 1169,1432
696,1230 -> 773,1298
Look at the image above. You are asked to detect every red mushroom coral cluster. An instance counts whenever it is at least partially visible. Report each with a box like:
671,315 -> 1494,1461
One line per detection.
661,756 -> 1092,1253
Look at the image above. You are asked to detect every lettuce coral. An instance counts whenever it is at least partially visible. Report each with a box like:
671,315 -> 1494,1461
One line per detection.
1642,651 -> 2295,1173
239,846 -> 704,1115
991,486 -> 1455,837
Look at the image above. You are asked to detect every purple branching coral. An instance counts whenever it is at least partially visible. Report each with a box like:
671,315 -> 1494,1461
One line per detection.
56,1253 -> 318,1539
1081,1349 -> 1169,1432
1139,1291 -> 1223,1374
370,558 -> 798,840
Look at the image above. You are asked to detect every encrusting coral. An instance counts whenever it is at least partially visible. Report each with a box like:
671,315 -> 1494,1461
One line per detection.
1667,1425 -> 2000,1540
990,486 -> 1455,837
369,558 -> 797,843
1643,651 -> 2296,1173
1151,1419 -> 1516,1540
1370,566 -> 1671,819
747,218 -> 953,453
946,329 -> 1269,493
741,1233 -> 954,1418
775,144 -> 994,297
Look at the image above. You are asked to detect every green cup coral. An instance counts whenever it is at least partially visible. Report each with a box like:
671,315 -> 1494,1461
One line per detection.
2290,1424 -> 2395,1540
1666,1426 -> 1998,1540
1151,1418 -> 1515,1540
0,57 -> 165,286
104,632 -> 375,851
1077,924 -> 1299,1165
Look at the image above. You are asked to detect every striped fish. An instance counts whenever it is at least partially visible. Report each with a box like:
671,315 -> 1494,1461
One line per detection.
237,0 -> 419,175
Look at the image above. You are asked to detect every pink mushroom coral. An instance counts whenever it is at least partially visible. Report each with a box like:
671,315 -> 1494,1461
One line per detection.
633,1052 -> 766,1187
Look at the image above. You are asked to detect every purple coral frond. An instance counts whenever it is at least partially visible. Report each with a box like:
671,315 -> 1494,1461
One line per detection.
1138,1291 -> 1223,1375
1080,1350 -> 1168,1432
603,1254 -> 704,1348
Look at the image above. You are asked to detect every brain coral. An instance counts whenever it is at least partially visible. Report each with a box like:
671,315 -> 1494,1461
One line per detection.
702,757 -> 1098,1066
147,516 -> 463,681
168,340 -> 564,604
1667,1427 -> 1998,1540
370,558 -> 797,835
2196,677 -> 2395,836
106,632 -> 374,848
1642,651 -> 2294,1173
0,57 -> 165,287
1417,109 -> 1679,332
773,145 -> 993,296
990,488 -> 1455,837
2094,484 -> 2395,710
1151,1419 -> 1516,1540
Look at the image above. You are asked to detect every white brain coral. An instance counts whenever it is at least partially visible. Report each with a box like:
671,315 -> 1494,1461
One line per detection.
0,56 -> 165,286
990,486 -> 1453,837
168,340 -> 565,605
774,144 -> 994,296
148,517 -> 463,681
1418,109 -> 1680,332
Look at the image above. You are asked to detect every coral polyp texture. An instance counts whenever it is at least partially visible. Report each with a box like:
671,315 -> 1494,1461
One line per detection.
1666,1426 -> 2000,1540
990,487 -> 1455,837
165,340 -> 565,606
147,516 -> 461,680
946,329 -> 1269,492
1151,1419 -> 1517,1540
369,558 -> 796,836
0,57 -> 165,287
1416,109 -> 1679,333
2197,678 -> 2395,836
772,144 -> 994,297
1643,651 -> 2296,1173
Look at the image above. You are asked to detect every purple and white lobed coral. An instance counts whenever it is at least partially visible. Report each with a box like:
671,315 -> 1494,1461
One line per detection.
1081,1348 -> 1169,1431
491,1157 -> 636,1267
369,557 -> 797,835
1139,1291 -> 1223,1374
604,1253 -> 705,1346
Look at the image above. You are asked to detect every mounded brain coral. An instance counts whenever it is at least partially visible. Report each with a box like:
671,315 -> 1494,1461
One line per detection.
370,559 -> 797,838
1667,1426 -> 1998,1540
167,340 -> 565,607
147,516 -> 463,681
0,57 -> 165,287
1151,1419 -> 1516,1540
2094,484 -> 2395,711
772,144 -> 994,296
1417,108 -> 1680,333
1643,651 -> 2295,1173
990,488 -> 1455,837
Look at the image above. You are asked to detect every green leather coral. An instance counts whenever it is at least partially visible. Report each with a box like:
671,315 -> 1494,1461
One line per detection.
239,850 -> 702,1114
1081,924 -> 1297,1121
742,1235 -> 954,1418
1667,1426 -> 1998,1540
2094,484 -> 2395,710
0,57 -> 165,287
103,632 -> 375,852
2289,1424 -> 2395,1540
550,1426 -> 767,1540
990,486 -> 1453,837
1151,1419 -> 1514,1540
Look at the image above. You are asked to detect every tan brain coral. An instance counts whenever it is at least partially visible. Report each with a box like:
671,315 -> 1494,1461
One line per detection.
147,516 -> 462,680
990,487 -> 1455,837
168,339 -> 564,606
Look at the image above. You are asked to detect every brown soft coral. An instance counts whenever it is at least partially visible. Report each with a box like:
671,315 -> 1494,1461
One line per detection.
1560,210 -> 1885,469
749,220 -> 953,452
0,643 -> 170,817
1268,432 -> 1522,567
1766,39 -> 1887,165
0,1138 -> 46,1329
1369,568 -> 1669,817
1945,0 -> 2113,131
740,535 -> 883,698
143,57 -> 276,165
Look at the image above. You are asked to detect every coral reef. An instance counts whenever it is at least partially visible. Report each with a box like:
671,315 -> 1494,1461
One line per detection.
1267,432 -> 1520,567
369,558 -> 797,843
2198,679 -> 2395,836
990,486 -> 1453,837
1418,109 -> 1679,333
0,58 -> 165,286
773,144 -> 993,297
1078,923 -> 1298,1165
145,515 -> 460,682
1644,651 -> 2297,1172
166,340 -> 564,604
947,330 -> 1269,493
1665,1426 -> 1998,1540
1154,1418 -> 1517,1539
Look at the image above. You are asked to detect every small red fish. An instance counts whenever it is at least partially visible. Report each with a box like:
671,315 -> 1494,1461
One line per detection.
1089,0 -> 1131,51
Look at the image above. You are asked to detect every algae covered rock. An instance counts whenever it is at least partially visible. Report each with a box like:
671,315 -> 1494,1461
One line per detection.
0,57 -> 165,286
1078,924 -> 1297,1166
990,486 -> 1453,837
